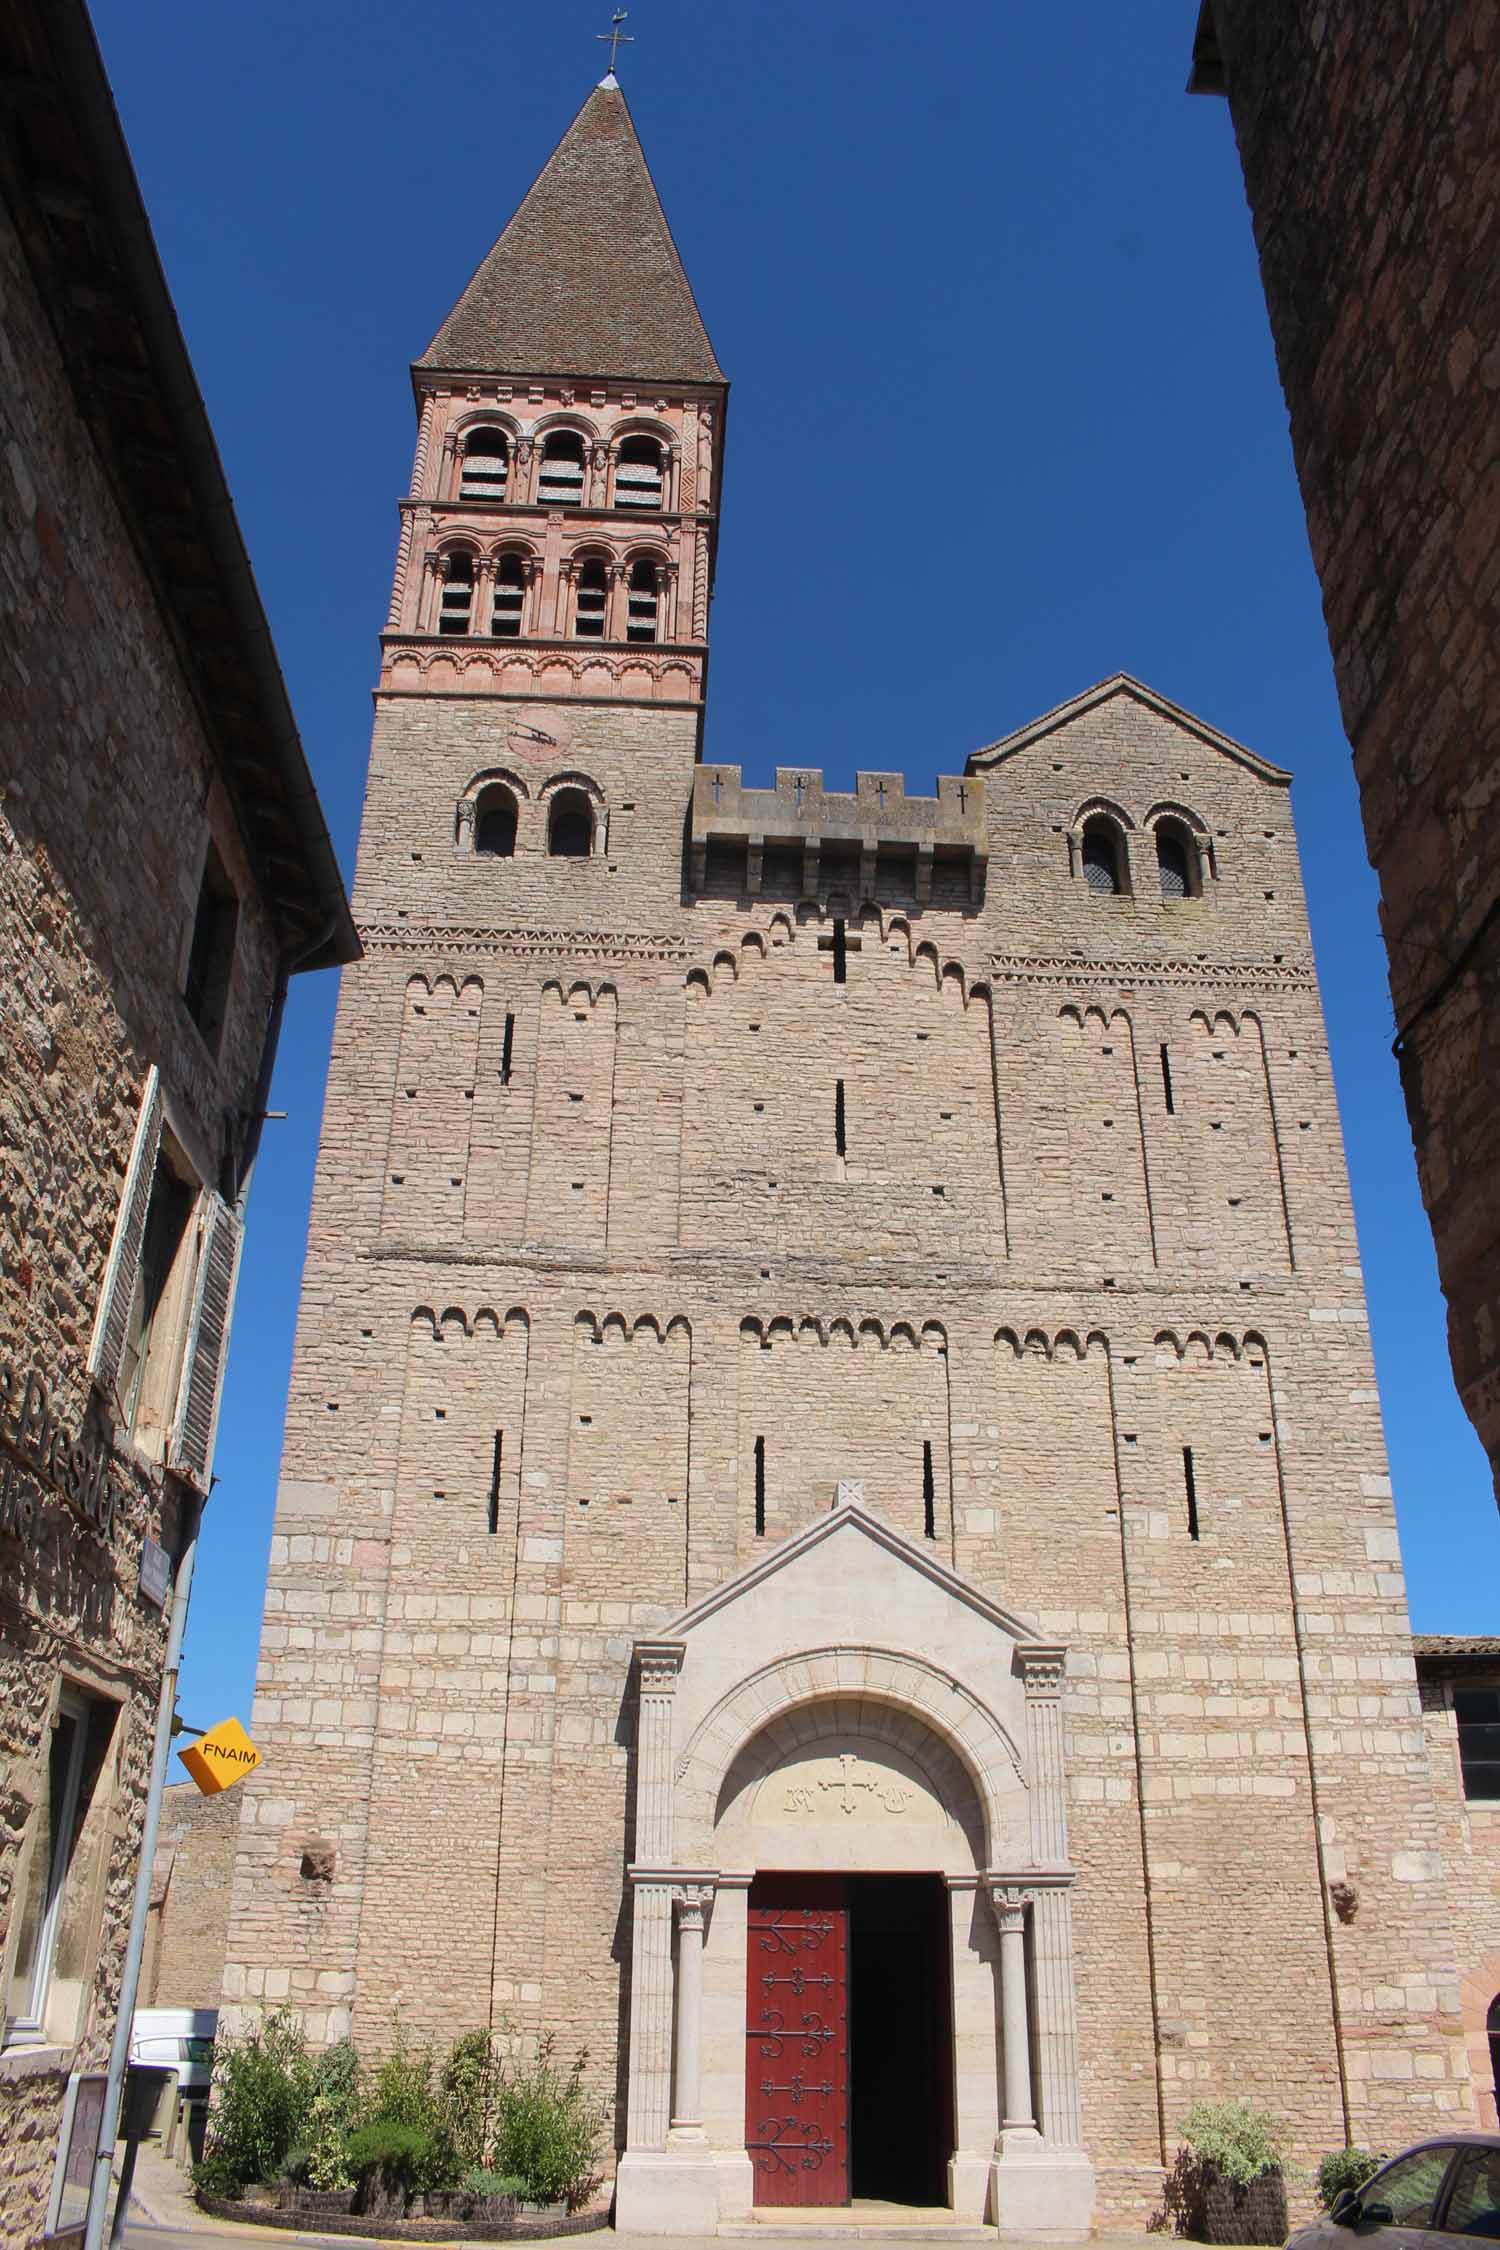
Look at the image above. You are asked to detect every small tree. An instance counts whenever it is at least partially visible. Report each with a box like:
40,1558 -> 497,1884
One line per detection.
491,2035 -> 606,2207
198,2006 -> 314,2195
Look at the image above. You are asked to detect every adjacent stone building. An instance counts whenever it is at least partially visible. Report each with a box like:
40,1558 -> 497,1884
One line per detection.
1187,4 -> 1500,1499
224,75 -> 1477,2233
139,1786 -> 239,2015
0,1 -> 355,2241
1415,1639 -> 1500,2132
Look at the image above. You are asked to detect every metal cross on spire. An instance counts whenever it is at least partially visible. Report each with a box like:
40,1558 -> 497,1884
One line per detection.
597,9 -> 633,75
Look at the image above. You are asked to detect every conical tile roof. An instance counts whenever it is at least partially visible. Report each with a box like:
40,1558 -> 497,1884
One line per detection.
418,80 -> 724,385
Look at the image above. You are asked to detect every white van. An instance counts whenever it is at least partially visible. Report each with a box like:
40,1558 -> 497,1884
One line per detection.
128,2007 -> 218,2097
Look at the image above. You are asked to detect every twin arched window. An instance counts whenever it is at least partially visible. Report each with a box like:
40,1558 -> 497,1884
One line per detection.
1079,812 -> 1206,901
437,548 -> 531,636
466,781 -> 597,858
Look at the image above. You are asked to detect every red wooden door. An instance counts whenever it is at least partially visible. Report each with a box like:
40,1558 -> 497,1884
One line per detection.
745,1900 -> 850,2206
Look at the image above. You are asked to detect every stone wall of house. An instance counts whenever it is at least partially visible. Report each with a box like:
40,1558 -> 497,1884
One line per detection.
223,648 -> 1473,2221
1416,1646 -> 1500,2130
1198,0 -> 1500,1493
141,1785 -> 241,2013
0,171 -> 278,2244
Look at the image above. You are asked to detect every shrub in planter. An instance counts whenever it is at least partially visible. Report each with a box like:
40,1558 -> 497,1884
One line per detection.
347,2118 -> 433,2217
491,2035 -> 606,2209
1318,2148 -> 1381,2212
462,2165 -> 527,2219
1179,2099 -> 1288,2247
199,2006 -> 314,2196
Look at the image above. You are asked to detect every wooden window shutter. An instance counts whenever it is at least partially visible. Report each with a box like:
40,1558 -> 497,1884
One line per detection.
168,1192 -> 244,1490
87,1066 -> 164,1400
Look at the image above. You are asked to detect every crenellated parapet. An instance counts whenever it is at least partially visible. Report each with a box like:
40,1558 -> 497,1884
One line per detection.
687,764 -> 987,904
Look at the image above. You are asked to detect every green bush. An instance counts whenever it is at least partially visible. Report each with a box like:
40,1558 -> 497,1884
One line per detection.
441,2029 -> 500,2174
200,2006 -> 315,2193
462,2165 -> 527,2201
359,2027 -> 458,2190
491,2036 -> 606,2207
346,2118 -> 432,2191
1318,2148 -> 1382,2210
1180,2099 -> 1285,2187
192,2150 -> 244,2202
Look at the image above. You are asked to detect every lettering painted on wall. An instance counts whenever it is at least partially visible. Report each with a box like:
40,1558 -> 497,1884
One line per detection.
0,1359 -> 120,1547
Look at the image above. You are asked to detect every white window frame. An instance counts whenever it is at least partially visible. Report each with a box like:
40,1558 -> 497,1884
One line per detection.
87,1072 -> 243,1491
4,1689 -> 90,2046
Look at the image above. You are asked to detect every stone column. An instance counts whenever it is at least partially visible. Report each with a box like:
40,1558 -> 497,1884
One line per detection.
474,556 -> 495,639
605,564 -> 627,643
524,556 -> 545,638
635,1642 -> 682,1864
670,1883 -> 714,2139
553,558 -> 574,638
666,442 -> 682,514
990,1884 -> 1036,2134
514,435 -> 536,507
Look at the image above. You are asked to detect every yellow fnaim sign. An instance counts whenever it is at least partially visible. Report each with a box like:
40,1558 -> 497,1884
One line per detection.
179,1716 -> 261,1796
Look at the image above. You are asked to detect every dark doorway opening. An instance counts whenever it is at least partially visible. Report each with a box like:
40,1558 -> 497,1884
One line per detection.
747,1873 -> 952,2209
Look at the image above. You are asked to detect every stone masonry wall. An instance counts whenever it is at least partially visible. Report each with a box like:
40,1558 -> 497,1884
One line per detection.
143,1785 -> 240,2011
1201,0 -> 1500,1489
0,180 -> 277,2246
1416,1657 -> 1500,2129
222,659 -> 1474,2225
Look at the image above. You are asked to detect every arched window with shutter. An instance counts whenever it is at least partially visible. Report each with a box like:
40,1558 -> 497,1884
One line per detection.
538,431 -> 586,506
1081,816 -> 1125,896
458,427 -> 509,501
548,787 -> 595,857
626,558 -> 660,643
490,552 -> 527,638
474,784 -> 518,857
438,551 -> 475,635
573,558 -> 608,639
615,435 -> 664,509
1155,818 -> 1199,900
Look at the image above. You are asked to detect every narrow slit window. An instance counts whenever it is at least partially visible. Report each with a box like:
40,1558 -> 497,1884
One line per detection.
834,1078 -> 846,1157
1183,1446 -> 1200,1541
832,918 -> 847,984
923,1440 -> 935,1540
487,1431 -> 503,1535
490,552 -> 526,637
501,1013 -> 515,1084
1160,1043 -> 1175,1115
438,553 -> 475,635
459,426 -> 509,501
754,1434 -> 766,1538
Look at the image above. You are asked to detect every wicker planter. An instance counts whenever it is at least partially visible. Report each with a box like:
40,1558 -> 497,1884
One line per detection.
1200,2165 -> 1288,2246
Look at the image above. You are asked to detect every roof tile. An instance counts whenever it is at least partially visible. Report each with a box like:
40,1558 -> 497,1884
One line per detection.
418,82 -> 724,385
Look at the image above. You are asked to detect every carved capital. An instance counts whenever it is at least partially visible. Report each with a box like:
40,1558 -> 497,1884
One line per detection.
988,1882 -> 1033,1936
637,1640 -> 685,1696
1016,1643 -> 1067,1698
455,799 -> 476,842
673,1879 -> 715,1929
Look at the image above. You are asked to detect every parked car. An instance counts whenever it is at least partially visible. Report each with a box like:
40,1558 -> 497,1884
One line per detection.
1289,2136 -> 1500,2247
128,2007 -> 218,2098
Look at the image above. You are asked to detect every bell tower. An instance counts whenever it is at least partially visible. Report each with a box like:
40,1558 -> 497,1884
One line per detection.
375,70 -> 726,918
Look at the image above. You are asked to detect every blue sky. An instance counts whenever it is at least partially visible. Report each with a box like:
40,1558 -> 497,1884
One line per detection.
88,1 -> 1499,1733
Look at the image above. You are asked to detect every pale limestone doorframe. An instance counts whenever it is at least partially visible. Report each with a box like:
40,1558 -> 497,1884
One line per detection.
619,1630 -> 1093,2234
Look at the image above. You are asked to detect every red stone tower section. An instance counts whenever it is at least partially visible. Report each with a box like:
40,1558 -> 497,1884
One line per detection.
223,74 -> 1472,2233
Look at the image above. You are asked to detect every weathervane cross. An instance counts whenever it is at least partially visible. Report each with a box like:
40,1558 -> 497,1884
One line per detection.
598,9 -> 633,73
